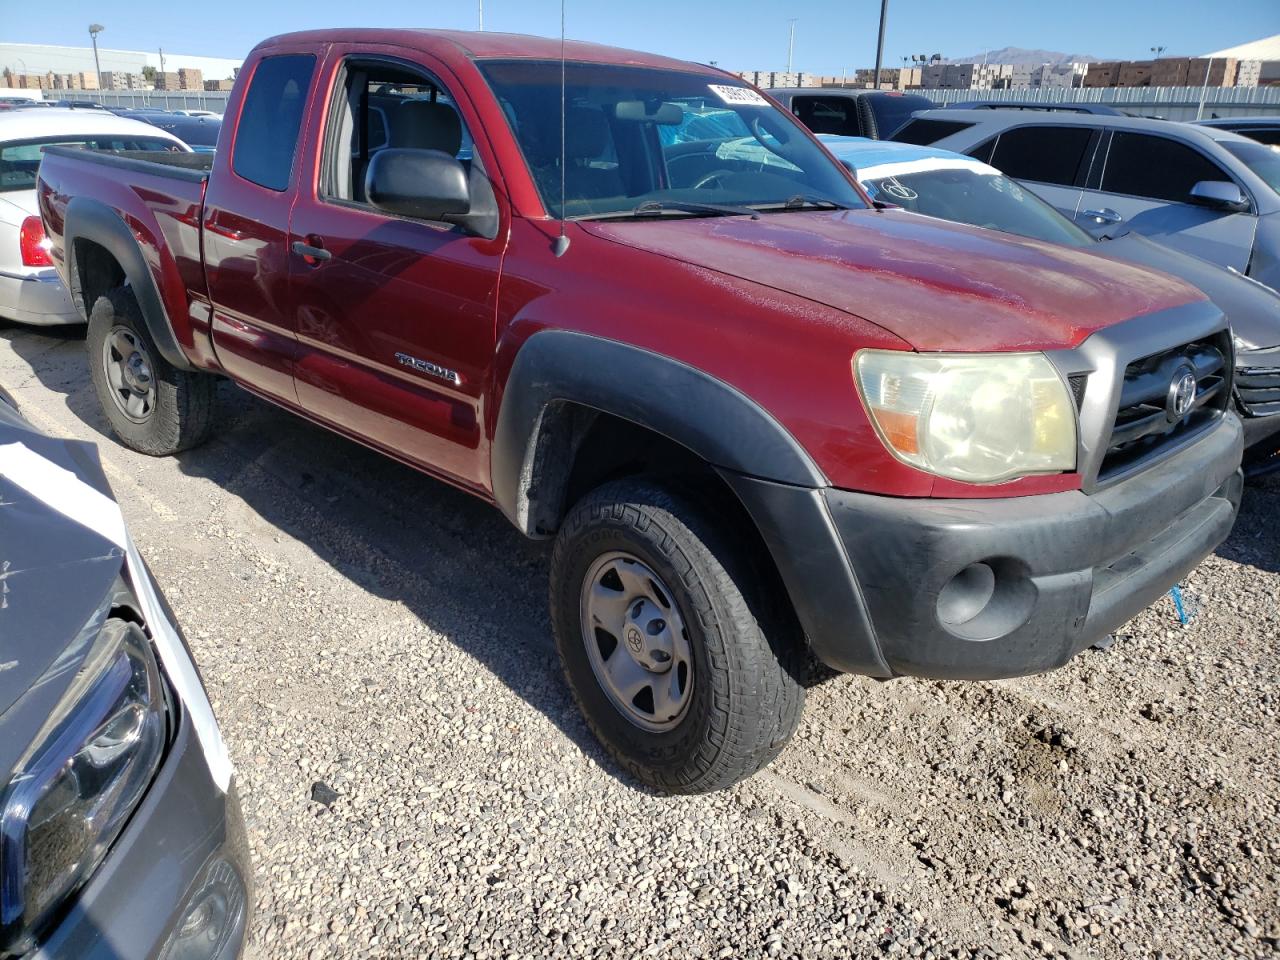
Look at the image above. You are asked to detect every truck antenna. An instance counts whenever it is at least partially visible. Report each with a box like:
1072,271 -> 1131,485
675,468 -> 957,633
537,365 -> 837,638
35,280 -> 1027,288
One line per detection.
552,0 -> 571,257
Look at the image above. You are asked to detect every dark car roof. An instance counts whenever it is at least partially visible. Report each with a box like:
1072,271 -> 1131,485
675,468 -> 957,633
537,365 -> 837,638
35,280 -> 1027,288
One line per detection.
945,100 -> 1124,115
768,87 -> 933,101
1197,117 -> 1280,128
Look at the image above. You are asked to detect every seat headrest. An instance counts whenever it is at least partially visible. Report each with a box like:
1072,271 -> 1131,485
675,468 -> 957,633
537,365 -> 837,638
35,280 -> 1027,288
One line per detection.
565,107 -> 611,160
391,99 -> 462,155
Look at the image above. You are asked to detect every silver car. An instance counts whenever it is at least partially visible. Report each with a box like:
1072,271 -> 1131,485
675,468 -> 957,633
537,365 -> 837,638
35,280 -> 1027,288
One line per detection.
894,110 -> 1280,291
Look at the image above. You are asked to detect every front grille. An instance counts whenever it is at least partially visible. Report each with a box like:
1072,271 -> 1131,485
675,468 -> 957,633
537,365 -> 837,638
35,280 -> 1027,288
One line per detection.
1098,333 -> 1231,481
1236,349 -> 1280,418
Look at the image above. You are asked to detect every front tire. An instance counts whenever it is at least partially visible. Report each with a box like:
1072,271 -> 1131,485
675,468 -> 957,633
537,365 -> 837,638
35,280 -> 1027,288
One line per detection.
86,287 -> 215,455
549,478 -> 805,793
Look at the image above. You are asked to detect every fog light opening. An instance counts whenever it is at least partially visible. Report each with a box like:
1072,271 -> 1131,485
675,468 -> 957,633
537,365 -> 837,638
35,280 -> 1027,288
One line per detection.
937,562 -> 996,627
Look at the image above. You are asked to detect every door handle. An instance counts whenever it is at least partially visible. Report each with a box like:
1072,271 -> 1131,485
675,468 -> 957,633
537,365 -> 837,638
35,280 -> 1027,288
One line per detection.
205,215 -> 242,240
1082,208 -> 1123,224
291,240 -> 332,263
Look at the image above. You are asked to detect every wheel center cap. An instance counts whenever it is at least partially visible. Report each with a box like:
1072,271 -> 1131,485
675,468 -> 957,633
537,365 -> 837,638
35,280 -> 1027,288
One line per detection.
624,598 -> 673,673
124,353 -> 151,393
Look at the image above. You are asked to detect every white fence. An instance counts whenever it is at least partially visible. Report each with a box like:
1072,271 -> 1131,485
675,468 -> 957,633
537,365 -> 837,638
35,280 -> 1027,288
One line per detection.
921,85 -> 1280,120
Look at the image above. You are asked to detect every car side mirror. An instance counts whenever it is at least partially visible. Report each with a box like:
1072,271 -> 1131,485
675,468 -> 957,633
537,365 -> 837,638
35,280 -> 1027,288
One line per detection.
1188,180 -> 1248,212
366,148 -> 471,223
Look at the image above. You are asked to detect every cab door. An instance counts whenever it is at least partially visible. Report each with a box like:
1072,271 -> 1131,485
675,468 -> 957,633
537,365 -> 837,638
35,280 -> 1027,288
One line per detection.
202,49 -> 320,404
1075,130 -> 1257,271
284,48 -> 508,491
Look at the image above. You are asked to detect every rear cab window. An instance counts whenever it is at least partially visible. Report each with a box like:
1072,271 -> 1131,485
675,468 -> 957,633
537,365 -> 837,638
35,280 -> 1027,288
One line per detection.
791,96 -> 863,137
232,53 -> 316,190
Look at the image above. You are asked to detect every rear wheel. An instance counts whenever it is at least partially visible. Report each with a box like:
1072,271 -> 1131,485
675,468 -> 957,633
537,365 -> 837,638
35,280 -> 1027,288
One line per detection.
87,287 -> 215,455
550,478 -> 805,794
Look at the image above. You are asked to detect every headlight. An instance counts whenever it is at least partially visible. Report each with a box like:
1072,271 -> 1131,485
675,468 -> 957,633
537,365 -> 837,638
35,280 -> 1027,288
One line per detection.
0,618 -> 166,954
853,350 -> 1077,483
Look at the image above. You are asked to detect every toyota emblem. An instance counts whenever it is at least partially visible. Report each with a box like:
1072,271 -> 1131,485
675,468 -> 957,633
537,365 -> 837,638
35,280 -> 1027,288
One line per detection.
1166,366 -> 1197,422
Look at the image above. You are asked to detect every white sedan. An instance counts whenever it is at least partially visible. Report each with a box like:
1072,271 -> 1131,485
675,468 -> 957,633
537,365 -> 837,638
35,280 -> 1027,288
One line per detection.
0,109 -> 186,326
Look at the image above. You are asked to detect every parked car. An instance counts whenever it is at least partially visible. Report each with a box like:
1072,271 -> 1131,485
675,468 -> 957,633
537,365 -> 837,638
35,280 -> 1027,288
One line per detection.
171,109 -> 224,120
766,87 -> 935,139
819,135 -> 1280,464
1196,116 -> 1280,146
0,109 -> 186,326
39,29 -> 1243,793
0,389 -> 249,958
893,110 -> 1280,291
121,111 -> 222,153
944,100 -> 1126,116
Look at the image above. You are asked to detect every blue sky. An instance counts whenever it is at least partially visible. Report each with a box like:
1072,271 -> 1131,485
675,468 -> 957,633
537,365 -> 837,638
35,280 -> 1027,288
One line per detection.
4,0 -> 1278,74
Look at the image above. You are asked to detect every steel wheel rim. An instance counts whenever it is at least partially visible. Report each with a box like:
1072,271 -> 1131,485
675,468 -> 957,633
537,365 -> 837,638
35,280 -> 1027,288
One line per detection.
102,325 -> 156,424
580,551 -> 694,733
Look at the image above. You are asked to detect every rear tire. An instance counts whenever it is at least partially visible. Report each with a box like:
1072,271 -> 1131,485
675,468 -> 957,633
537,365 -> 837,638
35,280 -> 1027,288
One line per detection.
549,478 -> 806,794
87,287 -> 215,455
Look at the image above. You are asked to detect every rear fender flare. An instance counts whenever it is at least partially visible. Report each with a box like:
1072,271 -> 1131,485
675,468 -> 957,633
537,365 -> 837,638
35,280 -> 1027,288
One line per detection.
63,196 -> 193,371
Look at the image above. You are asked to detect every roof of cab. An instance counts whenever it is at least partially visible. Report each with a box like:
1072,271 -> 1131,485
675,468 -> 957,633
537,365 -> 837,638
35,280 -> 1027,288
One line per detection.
254,28 -> 715,73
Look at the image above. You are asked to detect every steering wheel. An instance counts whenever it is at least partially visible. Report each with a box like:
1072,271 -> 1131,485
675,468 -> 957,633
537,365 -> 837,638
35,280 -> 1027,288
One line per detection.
692,169 -> 735,190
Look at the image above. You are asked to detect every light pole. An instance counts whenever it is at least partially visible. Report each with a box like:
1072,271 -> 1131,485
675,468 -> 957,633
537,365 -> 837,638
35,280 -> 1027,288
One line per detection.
1150,45 -> 1165,60
478,0 -> 483,31
873,0 -> 889,90
89,23 -> 104,88
786,19 -> 797,74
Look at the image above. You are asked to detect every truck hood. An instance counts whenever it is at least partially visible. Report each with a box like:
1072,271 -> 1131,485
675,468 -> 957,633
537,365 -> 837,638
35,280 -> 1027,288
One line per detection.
582,208 -> 1205,352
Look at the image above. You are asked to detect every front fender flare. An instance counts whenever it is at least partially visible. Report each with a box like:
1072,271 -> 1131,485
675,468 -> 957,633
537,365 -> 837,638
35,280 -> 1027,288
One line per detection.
63,196 -> 193,371
491,329 -> 826,536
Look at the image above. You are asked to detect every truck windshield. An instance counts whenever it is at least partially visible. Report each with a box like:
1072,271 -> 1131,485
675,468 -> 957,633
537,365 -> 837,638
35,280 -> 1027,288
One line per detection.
0,136 -> 179,192
477,60 -> 866,219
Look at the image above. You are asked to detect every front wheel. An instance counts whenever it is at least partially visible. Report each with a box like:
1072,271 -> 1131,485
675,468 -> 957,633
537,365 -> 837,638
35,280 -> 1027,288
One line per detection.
549,478 -> 805,794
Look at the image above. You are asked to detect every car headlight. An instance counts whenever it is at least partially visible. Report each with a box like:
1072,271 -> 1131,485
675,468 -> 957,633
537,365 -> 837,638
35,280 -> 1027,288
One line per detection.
0,618 -> 166,954
853,350 -> 1077,483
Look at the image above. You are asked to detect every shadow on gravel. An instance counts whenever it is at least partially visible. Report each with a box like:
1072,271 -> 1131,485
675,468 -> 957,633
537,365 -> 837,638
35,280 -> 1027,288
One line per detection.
1215,478 -> 1280,575
0,322 -> 117,441
171,386 -> 647,785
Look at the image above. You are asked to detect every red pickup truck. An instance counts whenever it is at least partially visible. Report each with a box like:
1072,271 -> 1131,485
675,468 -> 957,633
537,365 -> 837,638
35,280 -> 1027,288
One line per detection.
38,30 -> 1243,793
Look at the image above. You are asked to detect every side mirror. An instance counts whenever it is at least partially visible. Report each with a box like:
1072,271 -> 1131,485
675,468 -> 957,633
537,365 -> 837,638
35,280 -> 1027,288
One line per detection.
366,148 -> 470,223
1188,180 -> 1248,212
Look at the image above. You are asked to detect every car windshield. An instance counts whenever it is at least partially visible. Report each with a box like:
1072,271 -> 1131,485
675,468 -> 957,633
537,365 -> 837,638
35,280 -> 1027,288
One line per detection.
859,162 -> 1095,248
0,135 -> 179,192
477,60 -> 865,219
1221,140 -> 1280,195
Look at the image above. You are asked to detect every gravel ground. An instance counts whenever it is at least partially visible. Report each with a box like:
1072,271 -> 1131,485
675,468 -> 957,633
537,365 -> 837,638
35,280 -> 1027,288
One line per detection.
3,321 -> 1277,960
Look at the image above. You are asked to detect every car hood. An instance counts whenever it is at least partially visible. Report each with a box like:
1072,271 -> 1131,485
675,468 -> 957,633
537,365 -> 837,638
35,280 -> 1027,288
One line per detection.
582,208 -> 1205,352
0,401 -> 123,725
1095,233 -> 1280,351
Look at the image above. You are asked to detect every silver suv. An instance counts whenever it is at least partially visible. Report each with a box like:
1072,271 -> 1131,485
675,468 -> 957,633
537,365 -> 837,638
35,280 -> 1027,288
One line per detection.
894,110 -> 1280,291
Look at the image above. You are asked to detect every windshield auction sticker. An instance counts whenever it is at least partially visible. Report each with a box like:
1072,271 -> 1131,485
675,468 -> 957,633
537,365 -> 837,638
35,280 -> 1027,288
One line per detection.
708,84 -> 770,106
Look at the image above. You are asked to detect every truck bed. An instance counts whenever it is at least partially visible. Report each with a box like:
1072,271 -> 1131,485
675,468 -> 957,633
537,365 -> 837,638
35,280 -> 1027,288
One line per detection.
40,145 -> 214,183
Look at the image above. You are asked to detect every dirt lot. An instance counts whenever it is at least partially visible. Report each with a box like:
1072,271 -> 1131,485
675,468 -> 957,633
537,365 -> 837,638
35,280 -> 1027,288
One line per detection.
3,321 -> 1277,960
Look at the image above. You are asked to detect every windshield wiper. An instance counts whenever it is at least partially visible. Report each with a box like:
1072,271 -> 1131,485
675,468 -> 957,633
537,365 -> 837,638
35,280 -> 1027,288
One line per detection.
750,194 -> 851,213
574,200 -> 760,221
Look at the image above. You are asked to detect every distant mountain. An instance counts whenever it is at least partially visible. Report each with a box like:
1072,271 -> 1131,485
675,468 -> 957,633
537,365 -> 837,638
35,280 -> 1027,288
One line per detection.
945,47 -> 1101,65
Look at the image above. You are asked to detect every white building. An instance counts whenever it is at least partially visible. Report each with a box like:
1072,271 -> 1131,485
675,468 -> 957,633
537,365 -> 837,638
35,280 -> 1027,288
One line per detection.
0,42 -> 241,88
